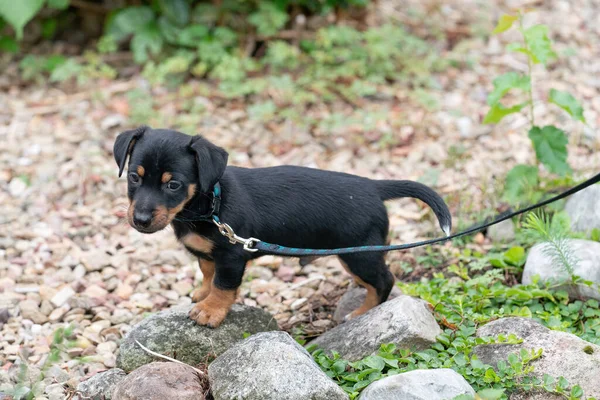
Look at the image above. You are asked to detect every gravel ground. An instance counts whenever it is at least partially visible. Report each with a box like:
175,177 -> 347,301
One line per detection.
1,0 -> 600,395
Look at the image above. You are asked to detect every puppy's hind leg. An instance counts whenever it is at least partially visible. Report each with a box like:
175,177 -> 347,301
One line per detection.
338,252 -> 394,321
191,258 -> 214,302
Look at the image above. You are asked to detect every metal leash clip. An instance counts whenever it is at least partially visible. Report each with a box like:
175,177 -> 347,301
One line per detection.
212,217 -> 258,252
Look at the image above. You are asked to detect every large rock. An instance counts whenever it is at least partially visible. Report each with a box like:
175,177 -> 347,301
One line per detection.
522,239 -> 600,301
77,368 -> 126,400
112,362 -> 204,400
474,318 -> 600,397
565,185 -> 600,233
486,219 -> 516,242
209,331 -> 348,400
359,369 -> 475,400
333,286 -> 402,323
117,304 -> 278,372
311,296 -> 441,361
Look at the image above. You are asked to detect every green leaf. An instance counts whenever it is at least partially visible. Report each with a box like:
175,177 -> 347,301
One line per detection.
454,352 -> 467,366
157,0 -> 189,26
452,395 -> 474,400
383,358 -> 398,368
107,6 -> 155,41
503,164 -> 539,203
178,24 -> 209,47
363,355 -> 386,371
47,0 -> 70,10
332,360 -> 347,375
353,380 -> 371,391
470,358 -> 484,370
523,25 -> 557,65
558,376 -> 570,389
414,352 -> 432,363
543,373 -> 555,387
0,0 -> 44,39
507,42 -> 537,60
504,246 -> 525,265
571,385 -> 584,398
484,368 -> 500,383
483,102 -> 527,124
528,125 -> 571,176
549,89 -> 586,122
49,61 -> 81,83
487,72 -> 531,106
477,388 -> 505,400
44,54 -> 67,72
493,15 -> 518,34
248,2 -> 288,37
131,23 -> 164,63
0,36 -> 19,53
157,16 -> 180,44
357,368 -> 379,380
41,18 -> 57,39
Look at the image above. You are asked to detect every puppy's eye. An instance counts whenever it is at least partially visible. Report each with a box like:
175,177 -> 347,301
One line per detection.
166,181 -> 182,191
128,173 -> 140,184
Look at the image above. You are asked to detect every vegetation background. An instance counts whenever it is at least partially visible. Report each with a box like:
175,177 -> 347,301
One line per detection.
1,0 -> 600,399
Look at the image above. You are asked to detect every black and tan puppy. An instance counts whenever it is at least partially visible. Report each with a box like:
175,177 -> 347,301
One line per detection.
114,126 -> 452,327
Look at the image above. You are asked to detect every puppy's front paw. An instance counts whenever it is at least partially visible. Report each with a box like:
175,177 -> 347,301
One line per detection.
189,300 -> 229,328
343,310 -> 362,322
191,287 -> 210,302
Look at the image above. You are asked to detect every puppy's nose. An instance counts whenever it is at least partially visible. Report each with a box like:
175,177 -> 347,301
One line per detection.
133,211 -> 153,228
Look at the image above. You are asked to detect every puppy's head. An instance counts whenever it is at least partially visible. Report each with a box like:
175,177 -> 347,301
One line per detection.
113,126 -> 228,233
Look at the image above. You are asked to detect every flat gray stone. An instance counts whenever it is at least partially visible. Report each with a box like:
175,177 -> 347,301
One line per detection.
209,331 -> 348,400
77,368 -> 126,400
117,304 -> 278,372
359,369 -> 475,400
522,239 -> 600,301
112,362 -> 204,400
474,318 -> 600,397
333,286 -> 402,323
311,296 -> 441,361
565,185 -> 600,233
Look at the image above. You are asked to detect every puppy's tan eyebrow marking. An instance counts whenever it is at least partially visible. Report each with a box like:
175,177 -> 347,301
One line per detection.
137,166 -> 145,177
161,172 -> 173,183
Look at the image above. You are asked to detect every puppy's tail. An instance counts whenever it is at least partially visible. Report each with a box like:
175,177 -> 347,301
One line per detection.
375,180 -> 452,236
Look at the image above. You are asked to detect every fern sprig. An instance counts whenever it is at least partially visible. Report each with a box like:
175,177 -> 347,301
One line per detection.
522,212 -> 578,277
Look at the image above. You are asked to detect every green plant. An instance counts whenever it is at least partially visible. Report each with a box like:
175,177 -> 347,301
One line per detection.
2,324 -> 78,400
522,212 -> 578,276
18,52 -> 116,84
0,0 -> 69,40
486,11 -> 587,204
309,274 -> 600,399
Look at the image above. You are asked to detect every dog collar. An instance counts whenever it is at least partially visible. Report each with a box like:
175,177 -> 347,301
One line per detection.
196,182 -> 221,222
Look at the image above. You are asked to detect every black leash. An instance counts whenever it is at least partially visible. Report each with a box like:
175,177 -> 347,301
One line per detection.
209,172 -> 600,256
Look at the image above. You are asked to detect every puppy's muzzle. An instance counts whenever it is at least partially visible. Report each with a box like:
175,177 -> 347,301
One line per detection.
133,210 -> 153,229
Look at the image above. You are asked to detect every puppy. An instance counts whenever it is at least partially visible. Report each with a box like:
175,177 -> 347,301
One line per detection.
114,126 -> 452,327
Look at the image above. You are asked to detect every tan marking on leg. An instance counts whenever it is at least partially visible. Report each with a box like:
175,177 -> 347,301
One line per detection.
339,258 -> 379,319
136,165 -> 145,177
349,284 -> 379,318
191,259 -> 215,302
189,287 -> 237,328
161,172 -> 172,183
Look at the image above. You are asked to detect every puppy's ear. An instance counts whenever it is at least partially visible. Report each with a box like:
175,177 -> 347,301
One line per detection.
113,126 -> 148,177
188,135 -> 229,193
